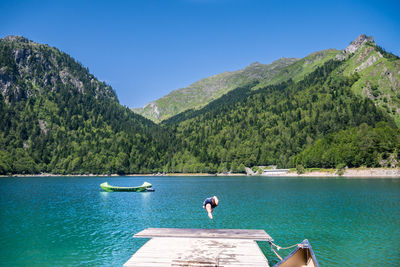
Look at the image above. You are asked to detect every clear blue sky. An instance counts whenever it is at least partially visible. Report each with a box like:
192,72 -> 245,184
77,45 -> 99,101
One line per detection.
1,0 -> 399,108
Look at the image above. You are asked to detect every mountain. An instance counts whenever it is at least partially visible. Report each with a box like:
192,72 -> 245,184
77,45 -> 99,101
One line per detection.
251,49 -> 340,89
1,35 -> 399,175
0,36 -> 116,102
133,57 -> 299,122
135,35 -> 400,126
258,35 -> 400,127
133,49 -> 342,123
157,35 -> 400,173
256,34 -> 400,125
161,59 -> 398,172
0,36 -> 168,175
339,35 -> 400,125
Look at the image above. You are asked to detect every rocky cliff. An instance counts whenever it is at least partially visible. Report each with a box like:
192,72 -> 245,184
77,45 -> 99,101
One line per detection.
0,36 -> 117,103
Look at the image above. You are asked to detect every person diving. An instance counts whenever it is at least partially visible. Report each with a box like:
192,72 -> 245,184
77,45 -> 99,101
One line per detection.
203,196 -> 219,219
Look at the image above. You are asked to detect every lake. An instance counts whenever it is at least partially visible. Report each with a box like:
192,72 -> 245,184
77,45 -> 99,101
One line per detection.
0,176 -> 399,266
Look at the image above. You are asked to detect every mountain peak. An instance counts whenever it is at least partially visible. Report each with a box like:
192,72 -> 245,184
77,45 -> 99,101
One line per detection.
345,34 -> 374,54
2,35 -> 31,43
0,36 -> 117,102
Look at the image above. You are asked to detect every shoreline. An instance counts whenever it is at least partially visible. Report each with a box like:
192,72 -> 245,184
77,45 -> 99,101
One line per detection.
284,167 -> 400,178
1,168 -> 399,178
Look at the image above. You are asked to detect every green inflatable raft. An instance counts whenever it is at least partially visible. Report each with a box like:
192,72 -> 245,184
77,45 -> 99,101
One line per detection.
100,181 -> 152,192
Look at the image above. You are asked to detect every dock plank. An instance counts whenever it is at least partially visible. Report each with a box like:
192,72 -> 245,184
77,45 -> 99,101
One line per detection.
124,237 -> 269,267
134,228 -> 273,241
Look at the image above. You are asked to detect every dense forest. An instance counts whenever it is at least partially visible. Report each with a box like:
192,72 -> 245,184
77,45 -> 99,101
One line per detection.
163,60 -> 397,173
292,122 -> 399,168
0,36 -> 170,174
0,36 -> 399,175
0,92 -> 171,174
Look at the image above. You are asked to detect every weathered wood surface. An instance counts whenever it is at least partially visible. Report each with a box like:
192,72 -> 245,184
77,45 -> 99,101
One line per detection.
123,237 -> 269,267
134,228 -> 273,241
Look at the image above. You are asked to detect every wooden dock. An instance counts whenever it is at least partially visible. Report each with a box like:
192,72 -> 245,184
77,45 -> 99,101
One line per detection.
124,228 -> 272,267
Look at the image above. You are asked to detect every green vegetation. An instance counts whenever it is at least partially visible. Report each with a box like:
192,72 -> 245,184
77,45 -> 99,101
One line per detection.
342,42 -> 400,126
0,36 -> 169,175
134,49 -> 343,123
296,165 -> 305,174
0,83 -> 170,175
252,49 -> 340,90
336,163 -> 346,176
373,44 -> 400,61
292,122 -> 400,168
137,37 -> 400,128
0,35 -> 399,175
162,59 -> 396,173
133,58 -> 299,122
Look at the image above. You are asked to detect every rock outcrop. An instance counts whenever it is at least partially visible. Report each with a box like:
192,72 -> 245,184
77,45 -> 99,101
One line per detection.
345,34 -> 374,54
0,35 -> 117,102
336,34 -> 375,61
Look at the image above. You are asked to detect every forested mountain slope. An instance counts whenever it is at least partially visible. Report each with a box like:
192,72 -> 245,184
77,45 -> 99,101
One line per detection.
134,48 -> 342,123
340,38 -> 400,125
134,48 -> 344,123
0,35 -> 399,175
293,123 -> 400,168
0,36 -> 116,102
162,59 -> 398,173
133,57 -> 298,122
136,35 -> 400,127
251,49 -> 340,90
251,35 -> 400,126
0,36 -> 168,174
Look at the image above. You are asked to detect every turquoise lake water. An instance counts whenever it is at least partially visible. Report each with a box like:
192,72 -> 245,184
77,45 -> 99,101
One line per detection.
0,176 -> 399,266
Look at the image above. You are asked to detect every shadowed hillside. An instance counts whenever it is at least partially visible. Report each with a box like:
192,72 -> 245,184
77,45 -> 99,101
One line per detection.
0,36 -> 169,174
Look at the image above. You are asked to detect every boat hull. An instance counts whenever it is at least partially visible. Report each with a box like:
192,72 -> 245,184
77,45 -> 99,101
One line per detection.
273,239 -> 319,267
100,182 -> 152,192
